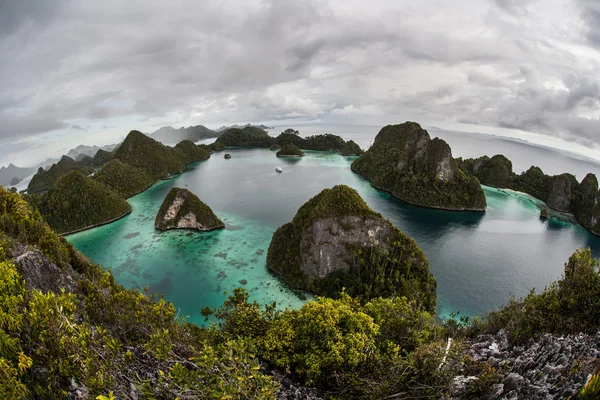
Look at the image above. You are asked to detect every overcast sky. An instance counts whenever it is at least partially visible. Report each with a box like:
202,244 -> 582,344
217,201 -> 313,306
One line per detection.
1,0 -> 600,166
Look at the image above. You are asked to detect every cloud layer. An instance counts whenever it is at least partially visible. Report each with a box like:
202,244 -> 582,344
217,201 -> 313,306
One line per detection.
1,0 -> 600,154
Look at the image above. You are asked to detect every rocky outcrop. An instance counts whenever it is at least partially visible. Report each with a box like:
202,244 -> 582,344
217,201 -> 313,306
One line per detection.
266,185 -> 436,311
351,122 -> 486,211
450,330 -> 599,399
269,144 -> 282,151
547,174 -> 577,213
13,247 -> 79,294
155,187 -> 224,232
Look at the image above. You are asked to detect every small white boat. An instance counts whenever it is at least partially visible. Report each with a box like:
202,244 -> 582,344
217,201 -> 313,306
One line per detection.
275,167 -> 283,173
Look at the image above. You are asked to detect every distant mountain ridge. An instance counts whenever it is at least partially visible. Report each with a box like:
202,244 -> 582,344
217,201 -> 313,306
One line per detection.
216,123 -> 273,132
151,125 -> 219,144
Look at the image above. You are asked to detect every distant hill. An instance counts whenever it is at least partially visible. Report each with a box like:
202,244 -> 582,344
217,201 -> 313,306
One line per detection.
151,125 -> 220,144
27,156 -> 95,194
216,123 -> 273,132
66,144 -> 116,161
0,163 -> 36,187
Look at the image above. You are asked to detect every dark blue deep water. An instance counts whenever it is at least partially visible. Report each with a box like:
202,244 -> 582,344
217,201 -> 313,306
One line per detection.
67,125 -> 600,325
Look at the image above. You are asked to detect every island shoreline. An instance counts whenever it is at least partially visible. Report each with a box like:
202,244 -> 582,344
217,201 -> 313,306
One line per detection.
350,166 -> 487,213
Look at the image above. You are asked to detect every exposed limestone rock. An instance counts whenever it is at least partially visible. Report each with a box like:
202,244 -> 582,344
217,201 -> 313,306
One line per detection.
155,187 -> 224,232
450,330 -> 600,399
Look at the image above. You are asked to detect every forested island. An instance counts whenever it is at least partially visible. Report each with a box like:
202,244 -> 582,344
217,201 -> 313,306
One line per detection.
213,125 -> 364,154
266,185 -> 436,312
458,154 -> 600,236
24,131 -> 211,234
351,122 -> 487,211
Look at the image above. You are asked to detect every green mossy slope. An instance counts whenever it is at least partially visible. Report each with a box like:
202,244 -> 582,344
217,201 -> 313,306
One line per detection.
94,159 -> 155,198
39,171 -> 131,234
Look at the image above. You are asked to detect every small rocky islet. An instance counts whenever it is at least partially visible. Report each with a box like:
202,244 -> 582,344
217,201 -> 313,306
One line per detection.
155,187 -> 224,232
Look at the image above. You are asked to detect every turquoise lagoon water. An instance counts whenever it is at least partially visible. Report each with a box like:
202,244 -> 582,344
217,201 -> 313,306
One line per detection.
68,139 -> 600,324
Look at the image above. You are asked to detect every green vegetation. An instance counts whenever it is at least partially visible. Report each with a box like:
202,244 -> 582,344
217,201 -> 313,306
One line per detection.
217,127 -> 274,147
340,140 -> 363,156
540,208 -> 549,219
458,154 -> 513,188
113,130 -> 186,180
155,187 -> 224,231
1,185 -> 598,397
465,249 -> 600,345
203,289 -> 455,397
210,141 -> 227,151
351,122 -> 486,211
173,140 -> 211,165
276,144 -> 304,157
92,149 -> 113,167
94,159 -> 155,198
0,186 -> 278,398
269,144 -> 281,151
267,185 -> 437,312
38,171 -> 131,234
28,156 -> 95,194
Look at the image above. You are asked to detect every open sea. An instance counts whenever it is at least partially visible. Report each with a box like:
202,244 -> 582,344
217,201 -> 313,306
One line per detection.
67,125 -> 600,324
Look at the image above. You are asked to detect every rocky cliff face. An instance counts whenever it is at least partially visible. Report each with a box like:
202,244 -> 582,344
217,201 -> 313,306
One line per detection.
547,173 -> 577,213
266,185 -> 436,311
451,329 -> 599,399
155,187 -> 224,232
298,216 -> 394,279
351,122 -> 486,211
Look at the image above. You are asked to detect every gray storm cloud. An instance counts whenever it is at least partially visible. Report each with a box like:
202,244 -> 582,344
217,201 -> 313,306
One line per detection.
0,0 -> 599,151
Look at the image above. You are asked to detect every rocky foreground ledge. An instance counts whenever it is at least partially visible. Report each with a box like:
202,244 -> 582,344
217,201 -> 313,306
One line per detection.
450,330 -> 599,399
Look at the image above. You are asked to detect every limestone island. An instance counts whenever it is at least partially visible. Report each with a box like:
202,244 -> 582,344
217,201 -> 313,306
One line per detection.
266,184 -> 437,312
224,153 -> 232,159
155,187 -> 224,232
276,144 -> 304,157
351,122 -> 486,211
460,154 -> 600,235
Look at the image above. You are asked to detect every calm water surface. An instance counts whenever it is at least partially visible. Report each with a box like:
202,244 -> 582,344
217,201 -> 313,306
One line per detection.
68,126 -> 600,324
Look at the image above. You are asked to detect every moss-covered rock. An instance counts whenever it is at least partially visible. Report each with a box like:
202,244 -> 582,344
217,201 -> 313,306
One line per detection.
266,185 -> 436,312
224,153 -> 232,159
276,144 -> 304,157
351,122 -> 486,211
540,208 -> 549,219
27,156 -> 95,194
39,171 -> 131,234
340,140 -> 364,156
574,173 -> 600,234
155,188 -> 224,232
94,159 -> 155,198
547,173 -> 578,213
269,144 -> 281,151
